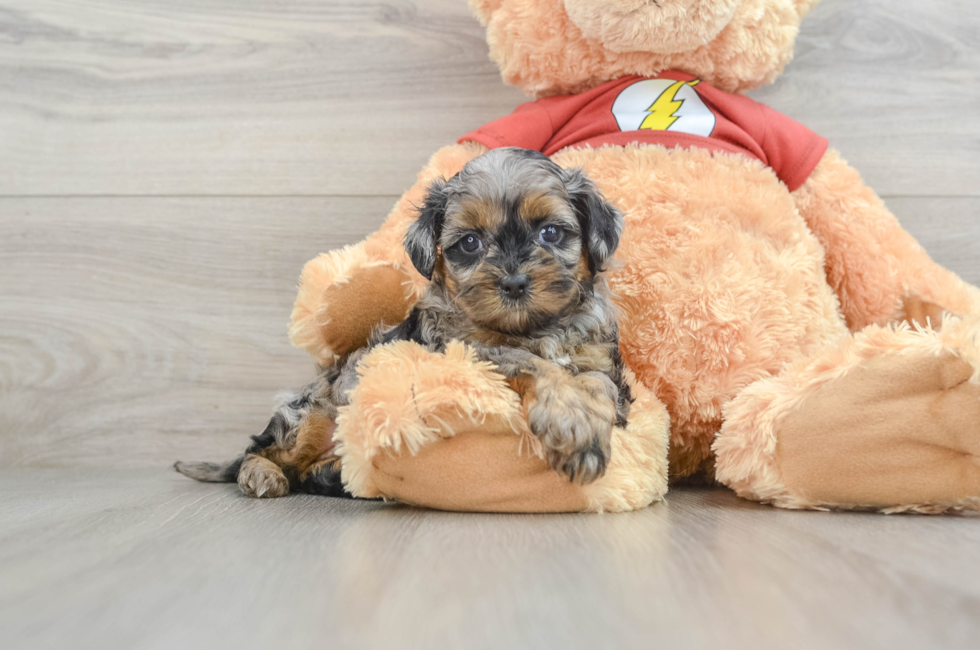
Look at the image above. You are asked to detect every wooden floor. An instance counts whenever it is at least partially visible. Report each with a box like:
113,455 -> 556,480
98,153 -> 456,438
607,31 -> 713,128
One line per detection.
2,470 -> 979,650
1,1 -> 979,648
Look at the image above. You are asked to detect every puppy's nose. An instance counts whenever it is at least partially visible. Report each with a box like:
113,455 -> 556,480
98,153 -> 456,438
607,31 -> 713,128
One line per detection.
498,274 -> 530,299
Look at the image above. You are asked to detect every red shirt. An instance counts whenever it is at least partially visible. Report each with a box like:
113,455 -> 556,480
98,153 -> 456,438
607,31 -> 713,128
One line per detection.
459,72 -> 827,192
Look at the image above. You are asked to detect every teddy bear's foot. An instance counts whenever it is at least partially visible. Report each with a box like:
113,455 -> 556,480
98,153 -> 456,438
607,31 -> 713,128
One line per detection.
715,316 -> 980,513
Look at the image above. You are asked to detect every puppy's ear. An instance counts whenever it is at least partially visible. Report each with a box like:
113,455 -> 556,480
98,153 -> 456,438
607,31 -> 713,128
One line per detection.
405,178 -> 449,280
565,168 -> 623,275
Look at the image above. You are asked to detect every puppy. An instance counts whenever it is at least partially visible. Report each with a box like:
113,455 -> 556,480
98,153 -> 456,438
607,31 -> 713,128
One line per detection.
176,147 -> 630,497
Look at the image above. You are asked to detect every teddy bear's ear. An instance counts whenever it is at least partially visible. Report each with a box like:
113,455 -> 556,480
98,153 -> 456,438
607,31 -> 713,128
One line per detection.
469,0 -> 504,25
405,179 -> 449,280
564,168 -> 624,276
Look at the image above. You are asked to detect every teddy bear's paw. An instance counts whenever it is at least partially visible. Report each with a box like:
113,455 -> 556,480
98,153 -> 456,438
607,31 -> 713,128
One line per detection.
290,250 -> 419,366
526,371 -> 617,484
237,455 -> 290,498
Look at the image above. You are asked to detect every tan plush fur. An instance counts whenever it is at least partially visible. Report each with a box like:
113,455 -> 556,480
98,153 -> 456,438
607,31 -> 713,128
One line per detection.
335,341 -> 669,512
792,150 -> 980,331
550,144 -> 847,481
287,0 -> 980,513
474,0 -> 819,97
563,0 -> 742,56
715,316 -> 980,513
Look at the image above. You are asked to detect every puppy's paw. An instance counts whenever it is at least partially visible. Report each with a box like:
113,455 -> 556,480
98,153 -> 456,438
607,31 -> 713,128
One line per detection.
238,455 -> 290,498
547,436 -> 610,485
526,371 -> 616,484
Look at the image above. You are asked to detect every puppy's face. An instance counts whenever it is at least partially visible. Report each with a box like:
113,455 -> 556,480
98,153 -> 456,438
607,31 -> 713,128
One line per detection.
405,148 -> 623,336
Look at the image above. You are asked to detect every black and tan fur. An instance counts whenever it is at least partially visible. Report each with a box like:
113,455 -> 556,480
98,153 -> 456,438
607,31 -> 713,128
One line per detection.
176,147 -> 630,496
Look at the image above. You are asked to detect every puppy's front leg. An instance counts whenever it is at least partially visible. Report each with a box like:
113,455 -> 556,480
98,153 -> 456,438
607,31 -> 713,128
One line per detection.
479,347 -> 617,484
522,366 -> 618,484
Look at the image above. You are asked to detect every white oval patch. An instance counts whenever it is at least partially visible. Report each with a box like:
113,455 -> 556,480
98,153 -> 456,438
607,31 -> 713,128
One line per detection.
611,79 -> 716,137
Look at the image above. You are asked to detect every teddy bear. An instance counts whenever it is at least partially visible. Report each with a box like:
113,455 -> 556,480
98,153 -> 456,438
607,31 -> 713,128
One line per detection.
287,0 -> 980,513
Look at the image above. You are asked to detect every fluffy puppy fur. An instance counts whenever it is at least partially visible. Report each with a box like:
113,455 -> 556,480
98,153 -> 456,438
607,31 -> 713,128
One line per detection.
176,147 -> 629,496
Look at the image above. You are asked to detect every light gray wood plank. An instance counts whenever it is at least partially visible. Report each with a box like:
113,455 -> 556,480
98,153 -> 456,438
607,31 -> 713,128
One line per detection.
0,469 -> 977,650
0,196 -> 395,467
752,0 -> 980,197
889,197 -> 980,286
1,0 -> 978,197
0,0 -> 526,197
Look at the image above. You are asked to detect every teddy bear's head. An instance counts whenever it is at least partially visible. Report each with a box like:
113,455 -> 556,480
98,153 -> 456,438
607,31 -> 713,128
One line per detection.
471,0 -> 820,97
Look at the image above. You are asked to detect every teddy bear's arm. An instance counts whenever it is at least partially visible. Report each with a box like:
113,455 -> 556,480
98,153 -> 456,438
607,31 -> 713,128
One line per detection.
792,148 -> 980,331
288,142 -> 489,365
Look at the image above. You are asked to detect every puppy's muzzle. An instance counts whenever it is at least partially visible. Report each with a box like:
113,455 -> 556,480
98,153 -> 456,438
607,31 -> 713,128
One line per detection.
498,273 -> 530,300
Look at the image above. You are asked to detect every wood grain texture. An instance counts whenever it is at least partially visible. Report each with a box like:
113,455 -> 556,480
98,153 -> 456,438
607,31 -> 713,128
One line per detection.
888,197 -> 980,286
1,2 -> 979,648
752,0 -> 980,197
0,197 -> 394,467
0,471 -> 977,650
0,0 -> 525,197
0,0 -> 978,197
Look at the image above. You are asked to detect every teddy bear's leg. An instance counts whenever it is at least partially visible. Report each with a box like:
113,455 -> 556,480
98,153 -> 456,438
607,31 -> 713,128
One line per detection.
336,341 -> 670,513
793,149 -> 980,331
289,142 -> 489,365
714,316 -> 980,512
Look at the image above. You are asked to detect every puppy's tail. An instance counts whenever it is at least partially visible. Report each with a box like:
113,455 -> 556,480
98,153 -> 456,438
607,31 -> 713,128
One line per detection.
174,456 -> 243,483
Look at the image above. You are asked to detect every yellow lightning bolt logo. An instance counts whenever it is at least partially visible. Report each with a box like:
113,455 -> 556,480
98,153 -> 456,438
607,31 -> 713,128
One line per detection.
639,79 -> 701,131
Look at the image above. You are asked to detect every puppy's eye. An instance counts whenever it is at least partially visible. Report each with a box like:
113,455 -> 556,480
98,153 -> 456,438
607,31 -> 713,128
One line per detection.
459,234 -> 483,254
538,225 -> 563,245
